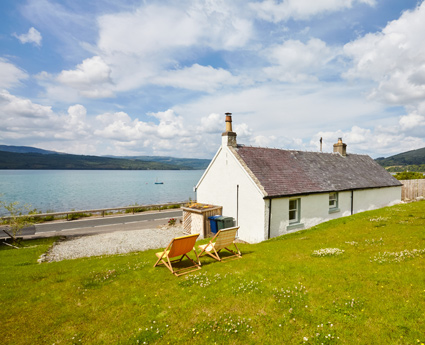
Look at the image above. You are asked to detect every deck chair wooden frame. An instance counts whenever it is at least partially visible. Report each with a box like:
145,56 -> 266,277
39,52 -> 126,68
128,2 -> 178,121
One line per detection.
198,227 -> 241,262
154,233 -> 201,276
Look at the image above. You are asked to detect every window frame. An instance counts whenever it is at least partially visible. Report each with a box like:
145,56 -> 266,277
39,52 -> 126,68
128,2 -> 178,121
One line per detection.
289,198 -> 301,224
329,192 -> 340,214
329,192 -> 338,209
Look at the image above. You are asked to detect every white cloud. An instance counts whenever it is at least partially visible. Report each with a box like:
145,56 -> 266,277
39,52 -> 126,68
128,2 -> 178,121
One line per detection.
0,89 -> 53,119
149,109 -> 189,139
94,1 -> 253,91
344,2 -> 425,105
94,112 -> 156,142
153,64 -> 241,92
97,1 -> 252,55
311,117 -> 425,157
0,90 -> 92,150
13,27 -> 42,46
0,59 -> 28,88
58,104 -> 91,139
250,0 -> 376,22
57,56 -> 114,98
399,112 -> 425,131
198,113 -> 223,133
263,38 -> 338,82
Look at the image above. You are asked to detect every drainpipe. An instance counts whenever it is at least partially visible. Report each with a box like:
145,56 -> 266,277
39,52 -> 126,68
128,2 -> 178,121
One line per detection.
267,198 -> 272,239
351,190 -> 354,215
236,184 -> 239,226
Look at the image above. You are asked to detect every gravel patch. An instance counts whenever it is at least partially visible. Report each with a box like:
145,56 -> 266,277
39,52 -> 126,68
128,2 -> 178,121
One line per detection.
41,225 -> 186,262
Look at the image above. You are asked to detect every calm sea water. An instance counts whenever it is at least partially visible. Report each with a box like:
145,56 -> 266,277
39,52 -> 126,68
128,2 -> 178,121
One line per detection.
0,170 -> 204,215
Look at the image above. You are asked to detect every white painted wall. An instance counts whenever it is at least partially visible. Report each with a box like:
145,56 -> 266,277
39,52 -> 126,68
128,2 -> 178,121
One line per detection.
196,145 -> 266,243
269,186 -> 402,238
352,186 -> 402,213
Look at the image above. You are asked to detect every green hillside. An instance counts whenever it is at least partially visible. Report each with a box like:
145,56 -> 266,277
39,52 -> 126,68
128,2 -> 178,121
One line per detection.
1,201 -> 424,344
0,145 -> 210,170
0,145 -> 58,155
376,146 -> 425,172
107,155 -> 211,170
0,151 -> 189,170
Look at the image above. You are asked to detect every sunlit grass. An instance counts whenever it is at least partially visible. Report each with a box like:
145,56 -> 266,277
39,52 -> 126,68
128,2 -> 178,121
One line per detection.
1,201 -> 425,344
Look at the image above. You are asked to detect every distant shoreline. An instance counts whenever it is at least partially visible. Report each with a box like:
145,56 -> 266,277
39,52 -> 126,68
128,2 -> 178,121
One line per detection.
0,149 -> 210,170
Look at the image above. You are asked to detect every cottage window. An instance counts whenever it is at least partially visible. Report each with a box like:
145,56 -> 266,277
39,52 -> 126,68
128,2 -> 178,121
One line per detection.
328,192 -> 340,214
329,192 -> 338,209
289,198 -> 300,224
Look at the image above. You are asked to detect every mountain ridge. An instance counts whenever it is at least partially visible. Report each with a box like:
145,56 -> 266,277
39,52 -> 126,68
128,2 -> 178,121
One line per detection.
0,145 -> 210,170
375,146 -> 425,172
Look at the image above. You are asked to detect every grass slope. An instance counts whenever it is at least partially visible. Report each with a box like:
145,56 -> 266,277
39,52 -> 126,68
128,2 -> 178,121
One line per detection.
1,201 -> 424,344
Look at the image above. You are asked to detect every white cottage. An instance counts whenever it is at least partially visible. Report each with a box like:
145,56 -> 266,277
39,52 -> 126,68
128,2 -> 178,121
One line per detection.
196,113 -> 402,243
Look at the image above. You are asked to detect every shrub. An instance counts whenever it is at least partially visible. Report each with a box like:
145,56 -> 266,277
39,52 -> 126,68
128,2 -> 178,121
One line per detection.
394,171 -> 425,180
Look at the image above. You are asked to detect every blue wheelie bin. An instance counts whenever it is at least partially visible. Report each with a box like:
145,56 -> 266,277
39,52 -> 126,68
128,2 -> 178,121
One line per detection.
208,215 -> 221,234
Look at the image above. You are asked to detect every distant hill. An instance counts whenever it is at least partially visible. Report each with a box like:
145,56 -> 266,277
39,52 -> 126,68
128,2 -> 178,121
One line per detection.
0,145 -> 210,170
106,155 -> 211,170
0,151 -> 191,170
376,147 -> 425,172
0,145 -> 59,155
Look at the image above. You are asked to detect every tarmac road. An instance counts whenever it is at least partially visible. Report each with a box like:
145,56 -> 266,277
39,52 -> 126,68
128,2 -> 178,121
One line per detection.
1,210 -> 183,239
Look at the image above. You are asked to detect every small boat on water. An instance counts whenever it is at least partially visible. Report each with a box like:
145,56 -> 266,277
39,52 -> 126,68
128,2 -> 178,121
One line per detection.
155,178 -> 164,185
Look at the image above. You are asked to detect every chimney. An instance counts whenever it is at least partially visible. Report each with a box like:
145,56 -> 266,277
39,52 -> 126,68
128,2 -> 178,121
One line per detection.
222,112 -> 237,147
333,137 -> 347,156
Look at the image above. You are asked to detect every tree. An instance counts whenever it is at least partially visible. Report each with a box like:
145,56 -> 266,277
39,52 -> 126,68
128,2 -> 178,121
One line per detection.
0,197 -> 34,246
394,171 -> 425,180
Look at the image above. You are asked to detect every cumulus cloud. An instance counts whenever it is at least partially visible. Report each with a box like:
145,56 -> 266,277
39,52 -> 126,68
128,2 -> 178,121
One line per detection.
0,89 -> 53,119
198,113 -> 223,133
97,2 -> 252,55
94,112 -> 156,142
311,117 -> 425,157
0,59 -> 28,88
57,56 -> 114,98
57,104 -> 91,139
149,109 -> 189,139
0,90 -> 92,150
263,38 -> 338,82
250,0 -> 376,22
153,64 -> 241,92
343,2 -> 425,105
94,1 -> 253,91
13,27 -> 42,46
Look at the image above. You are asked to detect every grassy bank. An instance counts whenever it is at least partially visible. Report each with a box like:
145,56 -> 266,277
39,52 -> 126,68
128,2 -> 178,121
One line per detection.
1,201 -> 424,344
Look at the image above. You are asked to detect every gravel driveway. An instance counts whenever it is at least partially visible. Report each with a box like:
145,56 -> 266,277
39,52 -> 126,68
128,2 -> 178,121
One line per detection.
41,225 -> 186,262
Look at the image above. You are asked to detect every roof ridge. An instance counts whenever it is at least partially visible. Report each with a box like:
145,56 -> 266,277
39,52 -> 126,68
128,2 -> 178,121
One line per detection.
237,145 -> 371,157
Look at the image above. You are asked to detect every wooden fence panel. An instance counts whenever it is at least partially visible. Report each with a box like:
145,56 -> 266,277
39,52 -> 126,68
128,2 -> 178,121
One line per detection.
401,179 -> 425,201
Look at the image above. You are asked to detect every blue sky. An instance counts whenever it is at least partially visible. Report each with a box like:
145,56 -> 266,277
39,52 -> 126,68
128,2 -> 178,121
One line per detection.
1,0 -> 424,159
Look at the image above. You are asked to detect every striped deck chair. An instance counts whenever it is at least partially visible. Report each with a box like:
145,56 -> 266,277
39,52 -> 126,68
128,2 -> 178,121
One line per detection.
198,227 -> 241,262
154,233 -> 201,276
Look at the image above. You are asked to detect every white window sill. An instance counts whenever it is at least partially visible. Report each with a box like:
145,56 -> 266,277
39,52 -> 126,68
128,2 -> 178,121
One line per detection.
287,223 -> 305,231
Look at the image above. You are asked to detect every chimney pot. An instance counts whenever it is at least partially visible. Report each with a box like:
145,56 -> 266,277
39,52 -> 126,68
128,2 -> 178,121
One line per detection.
333,137 -> 347,156
222,112 -> 237,147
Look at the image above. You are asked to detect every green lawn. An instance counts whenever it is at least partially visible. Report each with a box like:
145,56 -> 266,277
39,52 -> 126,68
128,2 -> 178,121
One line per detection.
1,201 -> 425,344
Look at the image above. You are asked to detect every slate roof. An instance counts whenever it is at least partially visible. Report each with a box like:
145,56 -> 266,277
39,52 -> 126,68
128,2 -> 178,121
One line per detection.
233,146 -> 402,198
